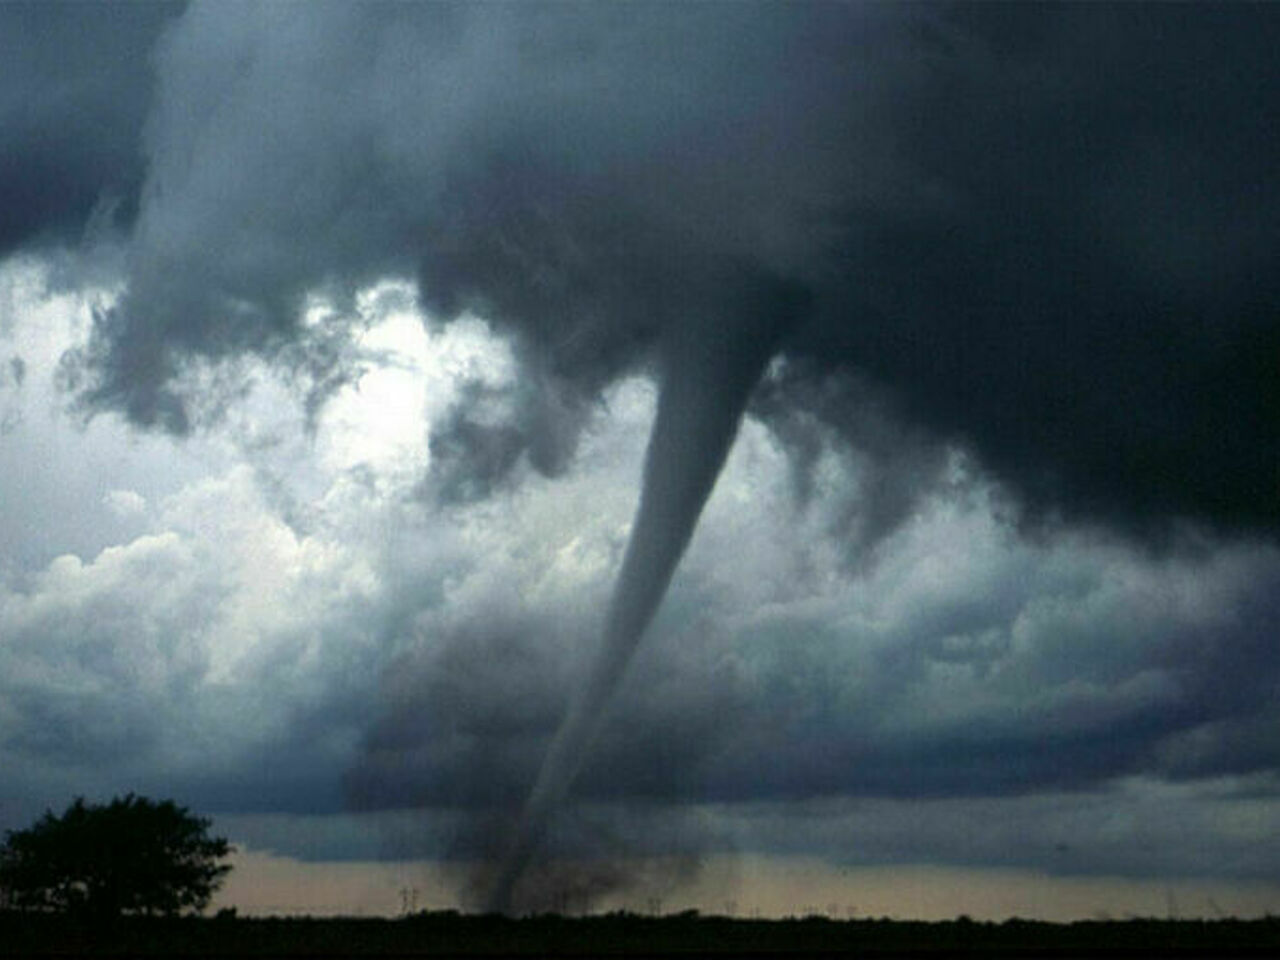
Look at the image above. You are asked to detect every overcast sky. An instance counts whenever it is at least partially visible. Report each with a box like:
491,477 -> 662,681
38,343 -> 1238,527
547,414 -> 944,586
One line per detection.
2,1 -> 1278,919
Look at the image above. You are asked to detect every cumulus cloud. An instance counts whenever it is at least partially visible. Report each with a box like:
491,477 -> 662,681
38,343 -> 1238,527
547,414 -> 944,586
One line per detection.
103,489 -> 147,518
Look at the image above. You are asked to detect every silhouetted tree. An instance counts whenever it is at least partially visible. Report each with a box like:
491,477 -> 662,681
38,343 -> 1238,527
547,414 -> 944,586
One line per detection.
0,794 -> 232,919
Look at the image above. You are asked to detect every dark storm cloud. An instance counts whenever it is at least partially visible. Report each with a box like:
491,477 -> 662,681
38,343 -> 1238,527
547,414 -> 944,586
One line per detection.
424,375 -> 591,502
16,1 -> 1271,539
0,2 -> 181,256
0,355 -> 24,432
752,365 -> 955,565
787,4 -> 1280,539
427,414 -> 526,505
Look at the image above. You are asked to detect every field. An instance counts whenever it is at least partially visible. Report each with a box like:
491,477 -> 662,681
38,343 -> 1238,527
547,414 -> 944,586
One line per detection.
3,909 -> 1280,958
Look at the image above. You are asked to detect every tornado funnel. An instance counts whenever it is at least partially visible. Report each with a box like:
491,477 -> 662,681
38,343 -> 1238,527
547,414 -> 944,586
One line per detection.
486,275 -> 809,913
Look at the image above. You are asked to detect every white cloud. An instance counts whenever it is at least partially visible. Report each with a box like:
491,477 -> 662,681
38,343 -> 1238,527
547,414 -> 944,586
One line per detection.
103,489 -> 147,518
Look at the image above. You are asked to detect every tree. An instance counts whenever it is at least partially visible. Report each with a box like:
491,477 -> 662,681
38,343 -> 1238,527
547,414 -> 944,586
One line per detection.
0,794 -> 232,919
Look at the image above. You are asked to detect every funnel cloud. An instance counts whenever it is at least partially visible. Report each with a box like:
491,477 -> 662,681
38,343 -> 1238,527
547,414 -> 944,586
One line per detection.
486,274 -> 809,910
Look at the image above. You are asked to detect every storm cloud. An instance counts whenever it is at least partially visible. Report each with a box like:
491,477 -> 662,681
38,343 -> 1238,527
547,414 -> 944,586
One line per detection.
15,1 -> 1267,538
0,2 -> 179,256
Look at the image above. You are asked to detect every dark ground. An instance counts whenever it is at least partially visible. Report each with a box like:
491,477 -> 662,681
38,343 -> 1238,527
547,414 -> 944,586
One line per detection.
3,909 -> 1279,958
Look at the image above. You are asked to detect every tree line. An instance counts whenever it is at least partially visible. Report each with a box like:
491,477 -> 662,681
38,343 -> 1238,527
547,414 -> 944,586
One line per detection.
0,795 -> 231,920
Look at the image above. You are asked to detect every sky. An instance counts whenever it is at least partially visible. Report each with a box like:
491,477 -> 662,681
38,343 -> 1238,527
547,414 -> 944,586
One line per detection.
2,1 -> 1279,920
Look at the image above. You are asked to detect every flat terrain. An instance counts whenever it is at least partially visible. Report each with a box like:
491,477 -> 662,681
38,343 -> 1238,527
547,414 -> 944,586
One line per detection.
3,910 -> 1279,958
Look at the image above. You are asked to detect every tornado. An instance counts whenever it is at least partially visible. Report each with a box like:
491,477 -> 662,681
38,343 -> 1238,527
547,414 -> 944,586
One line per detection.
486,276 -> 808,914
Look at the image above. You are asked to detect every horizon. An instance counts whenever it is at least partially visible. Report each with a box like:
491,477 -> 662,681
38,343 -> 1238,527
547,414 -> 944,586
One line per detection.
210,847 -> 1280,923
